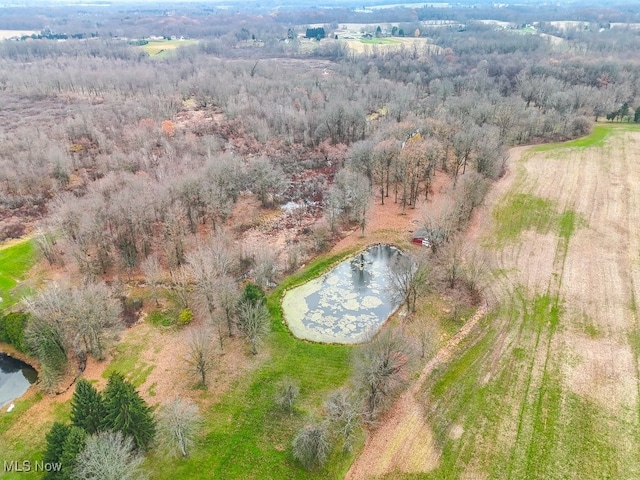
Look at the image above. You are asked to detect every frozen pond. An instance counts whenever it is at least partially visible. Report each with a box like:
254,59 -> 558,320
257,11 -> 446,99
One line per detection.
0,353 -> 37,408
282,244 -> 404,343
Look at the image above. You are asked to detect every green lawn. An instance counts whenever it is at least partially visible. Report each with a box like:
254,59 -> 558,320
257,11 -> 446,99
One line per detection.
1,248 -> 360,479
1,393 -> 71,480
0,239 -> 36,310
532,122 -> 640,153
146,248 -> 361,479
492,193 -> 583,244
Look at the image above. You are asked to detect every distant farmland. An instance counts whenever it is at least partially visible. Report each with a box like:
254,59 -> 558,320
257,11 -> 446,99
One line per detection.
141,39 -> 198,57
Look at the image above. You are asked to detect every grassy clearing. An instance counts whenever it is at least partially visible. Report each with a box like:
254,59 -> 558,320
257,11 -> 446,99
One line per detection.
493,193 -> 555,242
493,193 -> 584,244
102,329 -> 155,387
147,310 -> 175,327
1,393 -> 71,480
0,239 -> 36,309
141,39 -> 197,57
146,248 -> 360,479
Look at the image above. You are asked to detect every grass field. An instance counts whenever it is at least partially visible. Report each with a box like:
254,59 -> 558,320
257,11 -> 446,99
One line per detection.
141,39 -> 197,57
145,248 -> 361,479
1,392 -> 71,479
382,123 -> 640,478
1,248 -> 360,479
341,36 -> 441,55
0,239 -> 36,310
532,122 -> 639,153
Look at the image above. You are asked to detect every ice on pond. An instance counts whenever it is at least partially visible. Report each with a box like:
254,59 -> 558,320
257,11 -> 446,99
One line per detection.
282,244 -> 407,344
343,298 -> 360,311
362,296 -> 383,309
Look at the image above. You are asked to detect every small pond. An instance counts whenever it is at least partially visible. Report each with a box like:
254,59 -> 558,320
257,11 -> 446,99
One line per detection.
282,244 -> 405,343
0,353 -> 38,408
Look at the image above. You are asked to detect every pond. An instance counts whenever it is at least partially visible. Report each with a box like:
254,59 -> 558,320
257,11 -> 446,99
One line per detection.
282,244 -> 405,343
0,353 -> 38,408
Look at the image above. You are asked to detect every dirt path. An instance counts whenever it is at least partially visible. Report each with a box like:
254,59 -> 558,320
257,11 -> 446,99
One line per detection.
346,304 -> 487,479
345,147 -> 527,479
347,129 -> 640,479
404,126 -> 640,479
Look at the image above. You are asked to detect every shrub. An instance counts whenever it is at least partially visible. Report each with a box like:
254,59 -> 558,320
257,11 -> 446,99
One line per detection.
292,421 -> 332,470
239,283 -> 265,308
148,311 -> 174,327
274,378 -> 300,413
177,309 -> 193,326
310,224 -> 331,253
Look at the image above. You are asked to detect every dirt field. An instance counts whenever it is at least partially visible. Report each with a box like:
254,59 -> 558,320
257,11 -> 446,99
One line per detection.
348,125 -> 640,478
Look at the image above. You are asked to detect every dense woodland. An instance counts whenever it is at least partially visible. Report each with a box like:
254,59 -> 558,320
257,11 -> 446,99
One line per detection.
2,1 -> 640,477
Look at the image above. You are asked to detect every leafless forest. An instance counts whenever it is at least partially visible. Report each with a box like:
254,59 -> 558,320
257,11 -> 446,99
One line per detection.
2,0 -> 639,408
2,0 -> 640,477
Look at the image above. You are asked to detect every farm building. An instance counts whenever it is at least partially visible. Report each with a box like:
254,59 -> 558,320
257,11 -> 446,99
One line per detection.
412,229 -> 430,246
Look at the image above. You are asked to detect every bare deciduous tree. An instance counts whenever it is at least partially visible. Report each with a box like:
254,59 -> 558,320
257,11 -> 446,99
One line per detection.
34,227 -> 60,266
141,254 -> 163,307
387,253 -> 431,314
169,266 -> 191,311
250,244 -> 279,289
461,247 -> 491,302
75,431 -> 146,480
354,328 -> 413,422
292,421 -> 332,470
324,389 -> 361,453
24,282 -> 122,390
409,315 -> 437,360
247,157 -> 288,207
439,239 -> 464,289
215,277 -> 239,337
184,328 -> 216,389
187,233 -> 237,350
157,397 -> 202,458
324,168 -> 371,236
420,205 -> 456,254
237,301 -> 270,355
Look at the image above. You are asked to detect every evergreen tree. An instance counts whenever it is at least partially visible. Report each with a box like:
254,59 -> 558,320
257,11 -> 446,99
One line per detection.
239,282 -> 265,308
70,378 -> 105,434
102,372 -> 156,450
42,422 -> 70,480
59,426 -> 86,480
